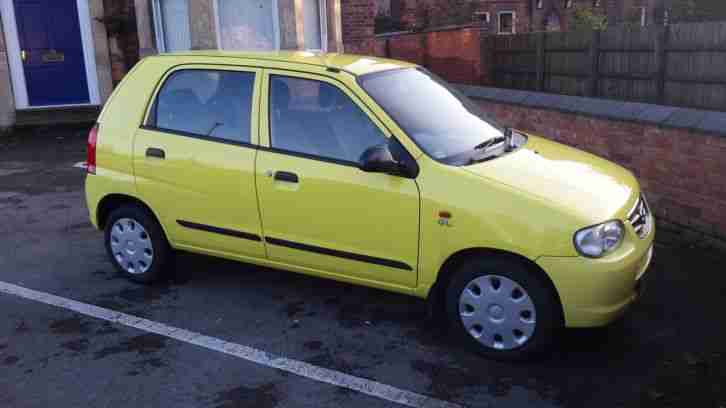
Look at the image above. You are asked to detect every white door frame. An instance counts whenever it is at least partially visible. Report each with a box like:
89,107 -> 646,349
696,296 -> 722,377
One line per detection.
320,0 -> 328,52
0,0 -> 101,109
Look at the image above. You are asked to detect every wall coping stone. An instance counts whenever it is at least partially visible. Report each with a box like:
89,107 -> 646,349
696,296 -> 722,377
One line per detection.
457,84 -> 726,138
375,24 -> 481,38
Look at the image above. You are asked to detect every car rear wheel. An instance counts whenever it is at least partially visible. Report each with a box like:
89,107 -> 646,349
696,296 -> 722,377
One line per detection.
104,205 -> 170,283
446,256 -> 561,360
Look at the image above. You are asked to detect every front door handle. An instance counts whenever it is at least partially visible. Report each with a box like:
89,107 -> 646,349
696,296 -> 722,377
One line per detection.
274,171 -> 298,183
146,147 -> 165,159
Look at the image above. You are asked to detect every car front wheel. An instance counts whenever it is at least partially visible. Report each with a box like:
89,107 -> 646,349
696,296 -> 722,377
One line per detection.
446,257 -> 562,360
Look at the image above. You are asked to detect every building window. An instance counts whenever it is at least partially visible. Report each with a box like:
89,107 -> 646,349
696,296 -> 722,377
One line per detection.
565,0 -> 573,8
303,0 -> 327,51
152,0 -> 192,52
537,0 -> 543,9
594,0 -> 601,6
474,11 -> 490,23
215,0 -> 280,50
640,6 -> 647,26
498,12 -> 515,34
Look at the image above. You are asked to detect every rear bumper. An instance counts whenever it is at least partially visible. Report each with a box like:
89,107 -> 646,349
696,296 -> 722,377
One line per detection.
85,175 -> 102,230
537,227 -> 655,328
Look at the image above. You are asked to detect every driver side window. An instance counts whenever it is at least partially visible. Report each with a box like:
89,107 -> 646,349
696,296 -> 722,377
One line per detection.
269,75 -> 387,164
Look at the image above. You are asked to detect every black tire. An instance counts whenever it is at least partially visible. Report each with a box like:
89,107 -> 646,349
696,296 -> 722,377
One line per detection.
104,205 -> 171,284
445,256 -> 562,360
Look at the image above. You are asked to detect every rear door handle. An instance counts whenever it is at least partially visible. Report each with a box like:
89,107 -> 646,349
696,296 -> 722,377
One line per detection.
274,171 -> 298,183
146,147 -> 165,159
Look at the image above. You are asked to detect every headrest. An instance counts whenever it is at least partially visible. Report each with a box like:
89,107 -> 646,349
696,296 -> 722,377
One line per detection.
271,80 -> 291,110
319,84 -> 337,109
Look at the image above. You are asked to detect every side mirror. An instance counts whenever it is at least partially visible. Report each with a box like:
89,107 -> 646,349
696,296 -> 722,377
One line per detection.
359,143 -> 406,176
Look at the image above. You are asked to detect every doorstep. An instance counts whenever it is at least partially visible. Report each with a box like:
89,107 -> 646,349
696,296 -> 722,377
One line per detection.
15,106 -> 101,127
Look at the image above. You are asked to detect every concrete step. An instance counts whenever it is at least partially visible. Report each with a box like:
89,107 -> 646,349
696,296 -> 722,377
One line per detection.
15,106 -> 101,127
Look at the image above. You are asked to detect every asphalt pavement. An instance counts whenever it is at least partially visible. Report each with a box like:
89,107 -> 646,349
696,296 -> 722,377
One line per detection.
1,126 -> 724,408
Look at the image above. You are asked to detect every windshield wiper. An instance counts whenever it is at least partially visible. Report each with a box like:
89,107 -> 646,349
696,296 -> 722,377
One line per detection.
473,136 -> 505,151
473,128 -> 514,152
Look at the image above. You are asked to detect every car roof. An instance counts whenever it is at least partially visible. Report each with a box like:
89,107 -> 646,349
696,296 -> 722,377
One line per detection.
158,50 -> 416,76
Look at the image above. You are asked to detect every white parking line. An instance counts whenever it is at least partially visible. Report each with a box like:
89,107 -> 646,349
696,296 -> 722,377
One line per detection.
0,281 -> 462,408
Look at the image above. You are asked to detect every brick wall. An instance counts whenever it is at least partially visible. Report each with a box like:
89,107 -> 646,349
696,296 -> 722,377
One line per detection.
462,89 -> 726,241
342,0 -> 378,53
373,26 -> 486,84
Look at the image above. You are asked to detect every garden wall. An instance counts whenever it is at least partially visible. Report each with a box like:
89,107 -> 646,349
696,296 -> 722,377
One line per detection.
373,26 -> 486,85
459,85 -> 726,245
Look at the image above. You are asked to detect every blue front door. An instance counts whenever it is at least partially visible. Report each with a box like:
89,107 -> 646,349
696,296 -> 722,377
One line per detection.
14,0 -> 90,106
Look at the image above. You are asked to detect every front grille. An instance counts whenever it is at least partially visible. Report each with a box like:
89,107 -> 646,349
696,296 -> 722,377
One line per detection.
627,194 -> 651,239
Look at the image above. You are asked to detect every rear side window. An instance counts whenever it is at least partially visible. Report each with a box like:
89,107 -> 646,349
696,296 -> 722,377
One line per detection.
151,69 -> 255,144
269,75 -> 387,164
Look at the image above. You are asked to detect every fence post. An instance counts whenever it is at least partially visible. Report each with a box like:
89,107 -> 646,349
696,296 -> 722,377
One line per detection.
587,30 -> 601,97
483,35 -> 497,86
655,25 -> 670,105
385,38 -> 391,58
420,31 -> 429,68
536,32 -> 546,92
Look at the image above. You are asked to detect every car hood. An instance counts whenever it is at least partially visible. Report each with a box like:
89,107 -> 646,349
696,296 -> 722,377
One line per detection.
461,134 -> 639,224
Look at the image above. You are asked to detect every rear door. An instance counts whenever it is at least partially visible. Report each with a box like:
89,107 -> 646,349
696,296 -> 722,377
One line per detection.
133,65 -> 266,259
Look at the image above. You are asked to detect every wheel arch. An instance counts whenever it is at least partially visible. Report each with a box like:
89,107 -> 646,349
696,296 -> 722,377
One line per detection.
426,247 -> 564,324
96,194 -> 170,242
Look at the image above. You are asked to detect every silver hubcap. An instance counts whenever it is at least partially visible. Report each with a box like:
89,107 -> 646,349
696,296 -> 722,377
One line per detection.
459,275 -> 536,350
110,218 -> 153,274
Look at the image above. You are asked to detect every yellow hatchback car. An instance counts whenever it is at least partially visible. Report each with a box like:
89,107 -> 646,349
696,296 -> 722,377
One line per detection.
85,51 -> 654,359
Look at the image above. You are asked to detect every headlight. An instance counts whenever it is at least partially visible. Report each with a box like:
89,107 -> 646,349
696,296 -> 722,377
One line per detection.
574,220 -> 625,258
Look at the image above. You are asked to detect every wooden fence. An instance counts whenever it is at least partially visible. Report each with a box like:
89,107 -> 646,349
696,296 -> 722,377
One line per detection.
487,21 -> 726,111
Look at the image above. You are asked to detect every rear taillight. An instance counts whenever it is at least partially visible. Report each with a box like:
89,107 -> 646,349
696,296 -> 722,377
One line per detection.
87,123 -> 98,174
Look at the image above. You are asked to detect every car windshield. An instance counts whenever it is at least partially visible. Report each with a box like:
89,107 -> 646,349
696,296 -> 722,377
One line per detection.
359,68 -> 506,164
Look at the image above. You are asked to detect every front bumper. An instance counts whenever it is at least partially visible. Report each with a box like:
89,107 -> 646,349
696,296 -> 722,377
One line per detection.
537,225 -> 655,327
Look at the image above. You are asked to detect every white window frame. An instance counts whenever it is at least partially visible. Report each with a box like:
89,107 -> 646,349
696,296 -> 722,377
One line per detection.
212,0 -> 281,50
151,0 -> 166,52
151,0 -> 192,53
498,11 -> 516,35
0,0 -> 101,109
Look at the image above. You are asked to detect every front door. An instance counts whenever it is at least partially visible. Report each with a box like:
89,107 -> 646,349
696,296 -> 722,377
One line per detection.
255,71 -> 420,288
13,0 -> 90,106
